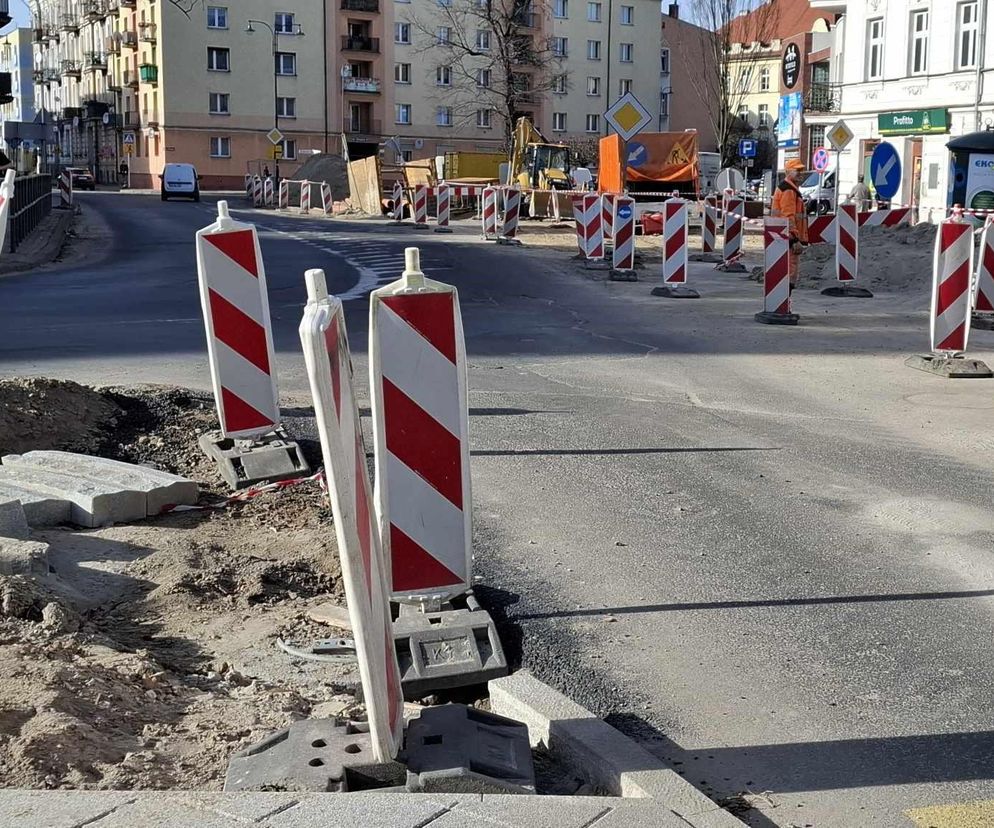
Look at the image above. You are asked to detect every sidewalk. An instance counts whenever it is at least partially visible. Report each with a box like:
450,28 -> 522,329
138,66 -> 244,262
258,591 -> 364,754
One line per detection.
0,204 -> 75,276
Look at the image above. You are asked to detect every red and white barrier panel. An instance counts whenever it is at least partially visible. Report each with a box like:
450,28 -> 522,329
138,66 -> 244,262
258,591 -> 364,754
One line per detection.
299,269 -> 404,762
755,218 -> 798,325
434,182 -> 452,233
481,186 -> 499,240
299,180 -> 311,213
0,171 -> 16,253
58,169 -> 72,208
321,182 -> 334,215
244,174 -> 253,198
369,248 -> 473,602
808,214 -> 836,245
860,207 -> 911,228
975,217 -> 994,319
195,201 -> 280,437
601,193 -> 616,242
572,197 -> 585,257
263,177 -> 274,207
579,193 -> 604,261
252,176 -> 264,207
413,184 -> 429,227
702,196 -> 717,254
838,203 -> 858,282
931,215 -> 974,354
500,187 -> 521,242
278,179 -> 289,211
611,196 -> 636,276
718,197 -> 746,272
651,199 -> 699,298
391,180 -> 405,221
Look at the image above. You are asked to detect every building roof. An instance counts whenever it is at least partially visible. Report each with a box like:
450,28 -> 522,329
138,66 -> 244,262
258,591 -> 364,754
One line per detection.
726,0 -> 833,44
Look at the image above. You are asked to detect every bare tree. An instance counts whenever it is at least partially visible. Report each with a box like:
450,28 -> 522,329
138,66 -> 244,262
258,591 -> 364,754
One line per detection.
680,0 -> 779,168
408,0 -> 563,151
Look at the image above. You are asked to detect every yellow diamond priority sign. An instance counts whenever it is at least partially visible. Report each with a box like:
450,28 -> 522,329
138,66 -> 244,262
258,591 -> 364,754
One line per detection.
604,93 -> 653,142
266,128 -> 284,145
827,119 -> 854,152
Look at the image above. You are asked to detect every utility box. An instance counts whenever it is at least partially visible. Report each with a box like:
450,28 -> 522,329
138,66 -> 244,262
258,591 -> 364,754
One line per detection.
947,129 -> 994,220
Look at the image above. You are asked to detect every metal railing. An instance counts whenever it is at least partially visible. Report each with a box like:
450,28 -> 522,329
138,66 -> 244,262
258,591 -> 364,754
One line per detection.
805,82 -> 841,113
341,35 -> 379,52
342,0 -> 379,10
344,116 -> 381,134
9,174 -> 52,253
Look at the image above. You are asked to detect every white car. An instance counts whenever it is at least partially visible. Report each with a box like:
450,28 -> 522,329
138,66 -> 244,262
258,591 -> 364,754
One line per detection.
160,163 -> 201,202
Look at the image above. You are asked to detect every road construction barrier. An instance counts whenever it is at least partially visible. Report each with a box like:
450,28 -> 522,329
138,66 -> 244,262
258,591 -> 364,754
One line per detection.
482,186 -> 499,240
572,197 -> 585,257
321,182 -> 334,215
755,217 -> 798,326
975,217 -> 994,324
601,193 -> 616,242
434,183 -> 452,233
391,180 -> 405,222
931,214 -> 974,354
278,179 -> 289,211
579,193 -> 604,261
244,174 -> 253,198
821,203 -> 873,298
809,214 -> 836,245
252,176 -> 263,207
0,170 -> 16,254
719,196 -> 745,272
58,169 -> 72,208
702,196 -> 717,254
263,177 -> 274,207
299,180 -> 311,213
500,187 -> 521,241
195,201 -> 281,438
369,248 -> 473,603
413,184 -> 429,227
651,199 -> 699,299
860,206 -> 911,228
299,268 -> 404,762
611,196 -> 636,276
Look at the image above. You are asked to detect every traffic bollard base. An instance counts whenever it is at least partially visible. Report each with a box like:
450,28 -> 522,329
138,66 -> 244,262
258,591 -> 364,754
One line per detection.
609,269 -> 639,282
972,313 -> 994,331
497,237 -> 522,245
404,704 -> 535,795
822,284 -> 874,298
905,354 -> 993,379
393,598 -> 507,699
651,285 -> 700,299
716,261 -> 748,273
199,427 -> 310,491
225,719 -> 405,792
689,252 -> 723,263
754,311 -> 800,326
584,259 -> 611,270
432,227 -> 453,234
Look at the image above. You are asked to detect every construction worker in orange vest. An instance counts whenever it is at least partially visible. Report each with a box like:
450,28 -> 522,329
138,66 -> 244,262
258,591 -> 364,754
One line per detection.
771,158 -> 809,291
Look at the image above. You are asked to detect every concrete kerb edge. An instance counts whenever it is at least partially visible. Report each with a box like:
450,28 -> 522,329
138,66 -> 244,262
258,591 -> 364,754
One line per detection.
0,206 -> 76,277
488,671 -> 745,827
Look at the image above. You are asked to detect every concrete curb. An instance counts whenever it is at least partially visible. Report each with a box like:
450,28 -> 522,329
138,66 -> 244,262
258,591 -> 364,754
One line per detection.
0,205 -> 75,277
489,671 -> 745,827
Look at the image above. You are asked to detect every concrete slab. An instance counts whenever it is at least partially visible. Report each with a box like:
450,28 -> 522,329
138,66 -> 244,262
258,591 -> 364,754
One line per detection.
1,451 -> 198,516
0,466 -> 146,527
0,791 -> 136,828
0,499 -> 29,539
0,537 -> 49,577
176,792 -> 304,823
0,483 -> 71,527
82,798 -> 257,828
266,793 -> 458,828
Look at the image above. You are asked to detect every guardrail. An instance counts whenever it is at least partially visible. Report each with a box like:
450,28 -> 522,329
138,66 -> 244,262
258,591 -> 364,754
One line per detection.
9,173 -> 52,253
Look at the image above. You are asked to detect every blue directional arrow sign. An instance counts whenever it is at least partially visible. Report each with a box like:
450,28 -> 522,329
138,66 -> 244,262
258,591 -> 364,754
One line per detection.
739,139 -> 757,159
626,141 -> 647,169
871,142 -> 902,200
617,203 -> 633,221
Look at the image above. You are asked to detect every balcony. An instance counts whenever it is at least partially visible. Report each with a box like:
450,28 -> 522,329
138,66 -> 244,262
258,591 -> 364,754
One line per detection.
0,1 -> 10,29
139,63 -> 158,84
139,23 -> 157,43
804,82 -> 841,113
341,35 -> 379,52
61,60 -> 81,78
513,11 -> 539,27
32,68 -> 44,82
121,0 -> 136,7
123,69 -> 139,88
62,106 -> 83,122
84,52 -> 108,72
84,98 -> 111,119
60,14 -> 78,34
105,35 -> 120,54
121,31 -> 138,49
123,110 -> 139,127
43,67 -> 60,84
341,0 -> 379,10
343,116 -> 381,136
83,0 -> 107,20
343,76 -> 380,93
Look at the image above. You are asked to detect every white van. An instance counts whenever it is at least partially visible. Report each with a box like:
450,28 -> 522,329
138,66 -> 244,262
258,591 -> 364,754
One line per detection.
160,163 -> 201,201
799,162 -> 836,215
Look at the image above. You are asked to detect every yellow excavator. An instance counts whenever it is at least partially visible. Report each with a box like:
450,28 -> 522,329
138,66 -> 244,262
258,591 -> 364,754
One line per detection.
509,117 -> 574,217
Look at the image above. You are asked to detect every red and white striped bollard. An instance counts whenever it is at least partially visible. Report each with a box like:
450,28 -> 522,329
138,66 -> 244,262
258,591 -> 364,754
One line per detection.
755,217 -> 799,325
822,203 -> 872,298
609,196 -> 636,280
973,216 -> 994,330
652,199 -> 699,298
481,186 -> 499,240
434,183 -> 452,233
299,180 -> 311,213
579,193 -> 605,264
499,187 -> 521,243
718,195 -> 746,272
413,183 -> 429,227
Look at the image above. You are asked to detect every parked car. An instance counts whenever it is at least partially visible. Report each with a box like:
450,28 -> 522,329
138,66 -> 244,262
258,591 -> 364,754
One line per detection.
67,167 -> 95,191
160,163 -> 201,201
800,165 -> 837,215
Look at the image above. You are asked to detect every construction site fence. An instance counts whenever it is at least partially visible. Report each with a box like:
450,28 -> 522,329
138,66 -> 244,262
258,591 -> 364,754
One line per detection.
9,174 -> 52,253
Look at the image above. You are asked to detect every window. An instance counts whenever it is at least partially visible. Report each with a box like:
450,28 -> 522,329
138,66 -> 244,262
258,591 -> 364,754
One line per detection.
809,124 -> 826,149
436,65 -> 451,86
552,36 -> 567,57
436,106 -> 453,126
395,103 -> 411,124
277,96 -> 296,118
209,136 -> 230,157
586,76 -> 600,95
394,62 -> 411,83
476,108 -> 491,128
275,52 -> 296,75
758,103 -> 770,127
587,2 -> 601,22
553,0 -> 567,18
206,6 -> 227,28
274,12 -> 294,33
437,26 -> 451,44
910,10 -> 928,75
759,67 -> 770,91
477,68 -> 491,88
552,112 -> 566,132
476,29 -> 491,50
394,22 -> 410,44
660,48 -> 670,72
619,42 -> 632,62
587,40 -> 600,60
737,67 -> 751,91
207,47 -> 229,71
280,138 -> 297,160
618,78 -> 631,95
958,2 -> 979,69
208,92 -> 229,114
737,104 -> 749,123
660,93 -> 669,117
585,114 -> 599,132
553,73 -> 567,93
865,17 -> 884,80
620,4 -> 633,24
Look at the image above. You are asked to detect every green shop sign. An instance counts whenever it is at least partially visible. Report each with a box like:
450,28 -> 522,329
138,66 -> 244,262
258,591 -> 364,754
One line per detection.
877,108 -> 949,136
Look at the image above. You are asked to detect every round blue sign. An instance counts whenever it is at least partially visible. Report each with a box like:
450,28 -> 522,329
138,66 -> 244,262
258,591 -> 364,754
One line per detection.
626,142 -> 648,169
870,142 -> 902,201
812,148 -> 830,172
617,204 -> 633,220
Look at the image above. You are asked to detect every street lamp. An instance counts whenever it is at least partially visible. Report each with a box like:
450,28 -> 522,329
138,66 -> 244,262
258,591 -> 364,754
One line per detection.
246,18 -> 304,180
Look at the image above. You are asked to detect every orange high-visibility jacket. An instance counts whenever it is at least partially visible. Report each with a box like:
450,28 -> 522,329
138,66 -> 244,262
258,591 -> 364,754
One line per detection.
771,179 -> 809,243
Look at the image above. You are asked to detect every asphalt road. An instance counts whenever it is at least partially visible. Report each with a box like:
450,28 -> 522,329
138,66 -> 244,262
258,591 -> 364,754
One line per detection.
3,192 -> 994,827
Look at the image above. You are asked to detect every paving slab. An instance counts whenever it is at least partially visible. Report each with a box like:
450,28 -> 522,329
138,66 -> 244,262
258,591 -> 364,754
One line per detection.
0,499 -> 30,539
0,483 -> 71,527
0,465 -> 146,527
81,798 -> 259,828
0,791 -> 136,828
0,537 -> 49,577
2,451 -> 198,516
266,793 -> 458,827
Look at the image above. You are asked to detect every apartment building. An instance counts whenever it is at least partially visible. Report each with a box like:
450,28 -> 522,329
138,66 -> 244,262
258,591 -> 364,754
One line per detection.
809,0 -> 992,215
0,29 -> 37,133
659,3 -> 717,151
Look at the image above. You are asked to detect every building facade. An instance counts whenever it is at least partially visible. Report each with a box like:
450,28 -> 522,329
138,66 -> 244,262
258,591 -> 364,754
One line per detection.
0,28 -> 36,133
810,0 -> 993,216
659,2 -> 718,152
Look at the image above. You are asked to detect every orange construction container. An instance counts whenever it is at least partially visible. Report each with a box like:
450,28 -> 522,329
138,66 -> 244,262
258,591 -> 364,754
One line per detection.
598,133 -> 699,196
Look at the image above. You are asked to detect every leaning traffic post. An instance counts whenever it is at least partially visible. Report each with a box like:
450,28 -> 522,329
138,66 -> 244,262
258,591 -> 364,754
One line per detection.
58,169 -> 73,209
368,248 -> 507,695
822,203 -> 872,298
716,191 -> 747,273
481,186 -> 500,240
755,217 -> 799,326
651,198 -> 699,298
498,186 -> 522,244
690,195 -> 722,264
906,209 -> 992,378
972,215 -> 994,331
194,201 -> 310,488
391,180 -> 405,224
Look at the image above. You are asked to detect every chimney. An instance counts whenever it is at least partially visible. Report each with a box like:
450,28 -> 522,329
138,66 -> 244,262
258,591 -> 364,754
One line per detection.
668,2 -> 680,18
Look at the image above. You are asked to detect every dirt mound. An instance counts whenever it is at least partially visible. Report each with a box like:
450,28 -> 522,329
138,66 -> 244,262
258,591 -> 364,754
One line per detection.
292,154 -> 350,201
